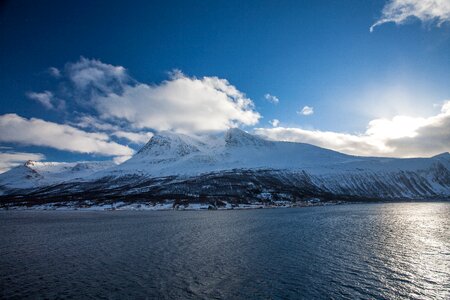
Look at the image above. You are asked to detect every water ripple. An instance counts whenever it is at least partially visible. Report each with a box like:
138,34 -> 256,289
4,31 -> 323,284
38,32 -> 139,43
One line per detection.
0,202 -> 449,299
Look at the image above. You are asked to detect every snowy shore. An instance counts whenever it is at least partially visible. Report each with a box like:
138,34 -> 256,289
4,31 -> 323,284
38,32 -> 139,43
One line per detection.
0,199 -> 341,211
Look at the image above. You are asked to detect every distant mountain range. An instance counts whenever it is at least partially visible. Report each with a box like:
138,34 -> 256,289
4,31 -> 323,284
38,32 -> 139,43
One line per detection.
1,128 -> 449,208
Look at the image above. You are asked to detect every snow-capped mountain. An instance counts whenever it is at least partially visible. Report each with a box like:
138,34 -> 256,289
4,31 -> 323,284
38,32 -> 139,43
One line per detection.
101,128 -> 351,178
0,160 -> 115,192
0,128 -> 449,205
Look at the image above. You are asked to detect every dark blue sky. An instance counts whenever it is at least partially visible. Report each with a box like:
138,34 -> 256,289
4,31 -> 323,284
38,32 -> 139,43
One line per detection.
0,0 -> 449,168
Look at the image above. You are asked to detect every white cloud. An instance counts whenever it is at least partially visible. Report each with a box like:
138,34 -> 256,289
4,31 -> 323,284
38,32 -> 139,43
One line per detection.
0,114 -> 133,157
26,91 -> 66,111
93,71 -> 261,133
112,131 -> 154,144
74,115 -> 121,131
264,93 -> 279,104
255,100 -> 450,158
72,115 -> 152,144
0,151 -> 45,173
298,106 -> 314,116
255,127 -> 380,156
66,57 -> 129,95
28,59 -> 261,135
27,91 -> 53,109
269,119 -> 280,127
48,67 -> 61,78
371,0 -> 450,32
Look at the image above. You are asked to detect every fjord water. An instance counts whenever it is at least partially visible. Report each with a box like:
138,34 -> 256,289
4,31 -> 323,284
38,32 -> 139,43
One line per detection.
1,203 -> 449,299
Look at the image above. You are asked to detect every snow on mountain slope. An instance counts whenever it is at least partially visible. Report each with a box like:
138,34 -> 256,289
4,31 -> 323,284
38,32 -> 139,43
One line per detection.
0,160 -> 115,192
99,128 -> 344,177
0,128 -> 449,201
100,128 -> 448,178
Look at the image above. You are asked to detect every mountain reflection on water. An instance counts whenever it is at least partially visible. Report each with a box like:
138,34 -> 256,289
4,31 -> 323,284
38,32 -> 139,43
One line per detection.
1,202 -> 449,299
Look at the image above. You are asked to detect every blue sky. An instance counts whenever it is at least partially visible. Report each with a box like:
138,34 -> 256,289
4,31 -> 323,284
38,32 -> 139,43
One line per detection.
0,0 -> 449,171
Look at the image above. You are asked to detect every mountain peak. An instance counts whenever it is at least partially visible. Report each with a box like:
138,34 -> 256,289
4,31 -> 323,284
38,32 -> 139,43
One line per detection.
225,128 -> 273,147
136,131 -> 201,157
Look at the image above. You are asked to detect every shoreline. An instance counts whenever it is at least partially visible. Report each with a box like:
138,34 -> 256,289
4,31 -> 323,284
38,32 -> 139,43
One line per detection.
0,200 -> 345,211
1,199 -> 448,212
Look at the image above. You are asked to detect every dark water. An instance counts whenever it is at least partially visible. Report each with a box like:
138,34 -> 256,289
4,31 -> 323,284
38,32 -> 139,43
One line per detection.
1,203 -> 449,299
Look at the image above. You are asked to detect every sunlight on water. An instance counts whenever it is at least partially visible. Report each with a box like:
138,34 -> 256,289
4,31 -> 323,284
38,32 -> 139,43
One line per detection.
375,203 -> 450,299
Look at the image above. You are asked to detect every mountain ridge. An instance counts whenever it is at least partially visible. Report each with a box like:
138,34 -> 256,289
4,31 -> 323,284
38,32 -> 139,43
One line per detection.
0,128 -> 449,206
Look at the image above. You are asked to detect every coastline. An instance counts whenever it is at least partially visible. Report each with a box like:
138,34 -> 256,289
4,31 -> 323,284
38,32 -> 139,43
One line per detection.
0,199 -> 346,211
2,199 -> 449,211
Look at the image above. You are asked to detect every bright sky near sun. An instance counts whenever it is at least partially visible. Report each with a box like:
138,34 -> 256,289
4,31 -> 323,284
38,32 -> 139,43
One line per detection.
0,0 -> 449,172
